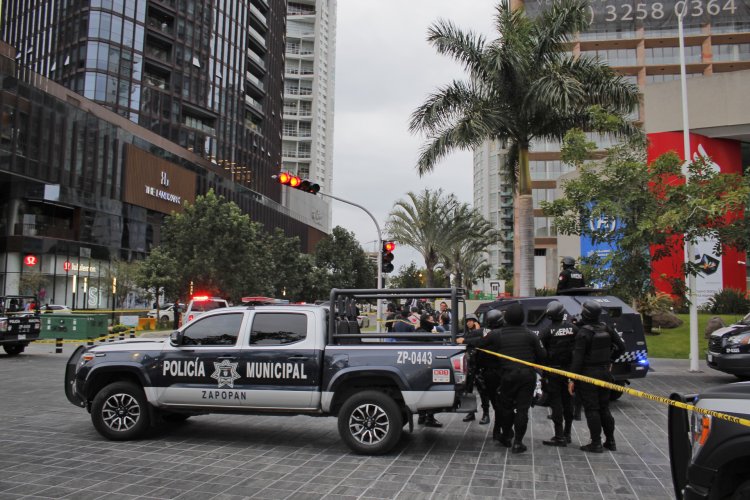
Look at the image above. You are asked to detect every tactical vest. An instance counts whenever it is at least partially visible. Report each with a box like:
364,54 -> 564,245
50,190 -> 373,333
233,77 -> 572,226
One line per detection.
546,320 -> 577,368
580,322 -> 613,367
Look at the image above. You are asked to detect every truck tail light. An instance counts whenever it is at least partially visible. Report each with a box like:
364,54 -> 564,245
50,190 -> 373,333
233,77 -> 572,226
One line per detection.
450,352 -> 467,384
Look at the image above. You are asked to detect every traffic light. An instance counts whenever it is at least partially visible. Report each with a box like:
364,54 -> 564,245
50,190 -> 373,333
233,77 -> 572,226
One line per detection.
382,241 -> 395,273
273,171 -> 320,194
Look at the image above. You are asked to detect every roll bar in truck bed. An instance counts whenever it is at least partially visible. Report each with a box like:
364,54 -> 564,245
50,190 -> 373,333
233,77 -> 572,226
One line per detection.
328,287 -> 466,345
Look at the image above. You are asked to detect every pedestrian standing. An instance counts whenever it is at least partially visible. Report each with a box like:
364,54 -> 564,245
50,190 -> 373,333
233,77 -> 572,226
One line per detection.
438,301 -> 451,329
461,314 -> 489,423
173,300 -> 181,330
416,313 -> 443,427
460,304 -> 546,453
569,300 -> 626,453
538,301 -> 578,447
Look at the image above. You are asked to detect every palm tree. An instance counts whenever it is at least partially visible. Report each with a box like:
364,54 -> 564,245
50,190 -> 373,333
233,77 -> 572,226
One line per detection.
410,0 -> 640,296
440,203 -> 499,288
386,188 -> 461,287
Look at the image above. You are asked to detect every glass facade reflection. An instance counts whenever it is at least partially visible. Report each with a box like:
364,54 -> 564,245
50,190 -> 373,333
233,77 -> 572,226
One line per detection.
0,44 -> 323,302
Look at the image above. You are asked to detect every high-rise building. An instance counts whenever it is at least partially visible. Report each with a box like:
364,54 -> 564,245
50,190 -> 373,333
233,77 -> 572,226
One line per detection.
1,0 -> 325,241
282,0 -> 336,233
475,0 -> 750,290
0,1 -> 330,299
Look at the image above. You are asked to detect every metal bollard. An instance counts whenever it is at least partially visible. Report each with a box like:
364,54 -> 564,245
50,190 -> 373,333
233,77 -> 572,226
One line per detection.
55,338 -> 63,354
119,331 -> 125,341
87,338 -> 94,347
129,328 -> 136,339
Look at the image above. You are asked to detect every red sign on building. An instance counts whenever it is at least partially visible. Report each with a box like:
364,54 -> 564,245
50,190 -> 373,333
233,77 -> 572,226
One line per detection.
24,255 -> 38,267
63,261 -> 72,272
648,132 -> 746,305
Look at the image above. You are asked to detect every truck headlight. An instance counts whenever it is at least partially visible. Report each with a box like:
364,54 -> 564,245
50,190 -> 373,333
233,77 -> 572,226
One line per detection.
726,333 -> 750,346
691,413 -> 712,458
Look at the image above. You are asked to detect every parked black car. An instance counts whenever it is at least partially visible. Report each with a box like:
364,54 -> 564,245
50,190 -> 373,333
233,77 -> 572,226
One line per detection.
669,382 -> 750,499
706,313 -> 750,379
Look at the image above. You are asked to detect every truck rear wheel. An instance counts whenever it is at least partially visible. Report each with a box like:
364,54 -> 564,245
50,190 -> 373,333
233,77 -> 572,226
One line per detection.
91,381 -> 151,441
338,390 -> 403,455
732,479 -> 750,500
3,344 -> 25,356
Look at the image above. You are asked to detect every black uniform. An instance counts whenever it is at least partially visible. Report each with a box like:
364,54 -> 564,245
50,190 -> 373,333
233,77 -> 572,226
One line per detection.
557,267 -> 586,292
539,319 -> 578,441
464,327 -> 491,416
466,325 -> 546,445
570,321 -> 625,446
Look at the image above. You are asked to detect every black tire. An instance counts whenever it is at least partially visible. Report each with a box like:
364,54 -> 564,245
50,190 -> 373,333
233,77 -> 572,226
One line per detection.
3,344 -> 25,356
91,381 -> 151,440
732,479 -> 750,500
337,390 -> 403,455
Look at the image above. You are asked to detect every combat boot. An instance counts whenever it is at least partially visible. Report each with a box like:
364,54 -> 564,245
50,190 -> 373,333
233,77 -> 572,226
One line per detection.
580,442 -> 604,453
603,440 -> 617,451
542,436 -> 567,447
479,412 -> 490,425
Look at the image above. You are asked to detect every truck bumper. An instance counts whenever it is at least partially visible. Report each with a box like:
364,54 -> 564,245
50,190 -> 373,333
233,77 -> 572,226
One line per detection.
64,346 -> 87,408
706,351 -> 750,377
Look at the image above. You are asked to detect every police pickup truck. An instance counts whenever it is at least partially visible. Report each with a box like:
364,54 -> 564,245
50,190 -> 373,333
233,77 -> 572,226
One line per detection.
0,295 -> 41,356
668,383 -> 750,499
476,290 -> 649,395
65,288 -> 473,455
706,312 -> 750,380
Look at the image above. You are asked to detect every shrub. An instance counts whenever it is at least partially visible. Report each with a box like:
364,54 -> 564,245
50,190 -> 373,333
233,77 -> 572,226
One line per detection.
111,324 -> 130,333
703,289 -> 750,315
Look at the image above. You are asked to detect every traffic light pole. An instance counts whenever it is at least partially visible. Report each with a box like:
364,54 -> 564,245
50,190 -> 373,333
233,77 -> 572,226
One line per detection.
317,191 -> 385,332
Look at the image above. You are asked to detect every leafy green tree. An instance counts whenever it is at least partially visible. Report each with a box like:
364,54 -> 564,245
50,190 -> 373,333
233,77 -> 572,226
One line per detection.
386,189 -> 461,287
263,228 -> 310,301
543,130 -> 750,303
388,262 -> 426,289
314,226 -> 376,290
297,254 -> 331,303
108,259 -> 141,309
135,247 -> 179,311
410,0 -> 639,297
161,190 -> 272,302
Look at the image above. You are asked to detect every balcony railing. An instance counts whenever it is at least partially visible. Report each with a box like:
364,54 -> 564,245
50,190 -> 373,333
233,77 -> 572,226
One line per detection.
249,3 -> 267,26
247,49 -> 265,69
147,18 -> 173,35
249,26 -> 266,49
145,45 -> 170,63
245,94 -> 263,113
285,87 -> 313,96
246,72 -> 265,91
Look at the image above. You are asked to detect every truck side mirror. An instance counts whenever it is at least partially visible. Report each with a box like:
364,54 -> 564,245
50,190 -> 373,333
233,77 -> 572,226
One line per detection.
169,330 -> 183,346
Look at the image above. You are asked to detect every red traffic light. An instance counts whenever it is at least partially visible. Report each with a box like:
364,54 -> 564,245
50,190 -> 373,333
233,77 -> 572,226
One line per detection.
273,172 -> 320,195
384,241 -> 396,252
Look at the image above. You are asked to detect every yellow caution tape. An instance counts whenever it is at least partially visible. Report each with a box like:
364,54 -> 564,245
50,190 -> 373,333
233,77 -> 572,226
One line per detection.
478,348 -> 750,429
35,331 -> 139,345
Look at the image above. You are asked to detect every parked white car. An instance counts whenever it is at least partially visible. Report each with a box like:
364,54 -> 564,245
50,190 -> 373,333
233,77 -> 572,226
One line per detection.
42,304 -> 72,314
147,303 -> 175,324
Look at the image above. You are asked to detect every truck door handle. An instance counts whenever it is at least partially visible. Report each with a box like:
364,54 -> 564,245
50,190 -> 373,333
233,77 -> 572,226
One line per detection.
288,355 -> 309,361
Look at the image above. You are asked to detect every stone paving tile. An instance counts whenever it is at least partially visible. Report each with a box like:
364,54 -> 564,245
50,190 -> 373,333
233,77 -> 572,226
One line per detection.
2,346 -> 736,500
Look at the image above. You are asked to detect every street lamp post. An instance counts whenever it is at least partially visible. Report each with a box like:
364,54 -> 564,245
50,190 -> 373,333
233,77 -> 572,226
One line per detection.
317,191 -> 385,332
677,10 -> 700,373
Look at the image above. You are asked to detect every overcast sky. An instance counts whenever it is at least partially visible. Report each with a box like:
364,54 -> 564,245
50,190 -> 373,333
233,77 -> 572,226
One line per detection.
330,0 -> 497,271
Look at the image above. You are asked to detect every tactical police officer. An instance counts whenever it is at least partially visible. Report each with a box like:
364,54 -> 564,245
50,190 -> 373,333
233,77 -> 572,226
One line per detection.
538,301 -> 578,447
462,314 -> 490,424
460,304 -> 546,453
569,300 -> 626,453
557,256 -> 585,293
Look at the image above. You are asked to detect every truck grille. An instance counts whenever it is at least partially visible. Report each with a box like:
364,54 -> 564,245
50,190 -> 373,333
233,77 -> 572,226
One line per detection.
708,337 -> 723,352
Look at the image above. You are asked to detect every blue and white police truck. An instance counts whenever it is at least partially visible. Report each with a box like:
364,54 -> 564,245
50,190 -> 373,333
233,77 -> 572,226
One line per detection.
65,288 -> 473,455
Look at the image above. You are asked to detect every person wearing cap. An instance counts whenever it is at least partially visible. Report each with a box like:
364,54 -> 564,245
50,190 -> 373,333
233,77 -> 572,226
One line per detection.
461,314 -> 491,424
458,304 -> 546,453
556,256 -> 586,293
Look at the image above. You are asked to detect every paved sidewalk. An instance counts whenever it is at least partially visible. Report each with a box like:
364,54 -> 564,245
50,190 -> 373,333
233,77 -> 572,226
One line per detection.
0,344 -> 735,500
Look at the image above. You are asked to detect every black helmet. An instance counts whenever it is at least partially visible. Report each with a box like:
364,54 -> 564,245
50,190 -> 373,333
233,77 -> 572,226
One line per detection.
545,300 -> 565,321
504,303 -> 525,326
485,309 -> 504,329
465,313 -> 479,324
562,256 -> 576,267
581,300 -> 602,322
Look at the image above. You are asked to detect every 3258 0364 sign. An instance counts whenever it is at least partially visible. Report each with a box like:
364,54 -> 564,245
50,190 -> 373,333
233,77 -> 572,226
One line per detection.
524,0 -> 750,32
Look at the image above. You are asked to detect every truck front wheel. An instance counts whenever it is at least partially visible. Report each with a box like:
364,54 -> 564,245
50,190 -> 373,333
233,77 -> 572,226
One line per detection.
91,381 -> 151,441
338,390 -> 403,455
3,344 -> 25,356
